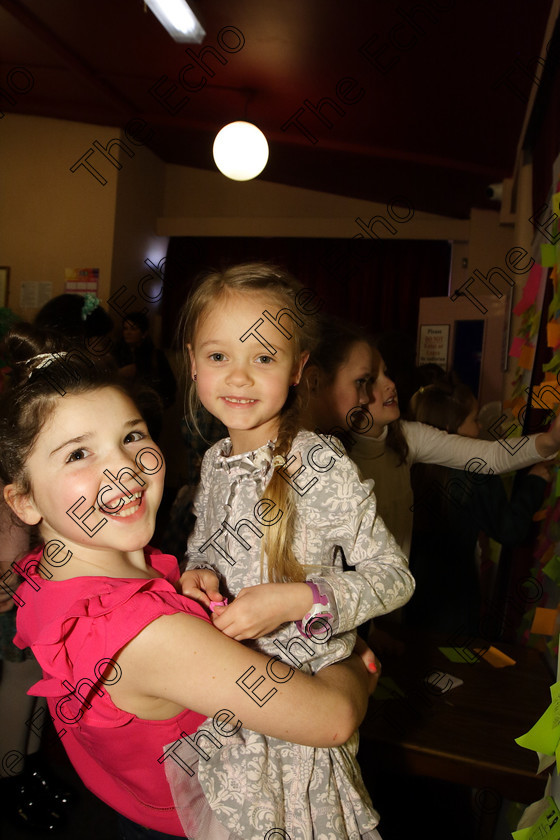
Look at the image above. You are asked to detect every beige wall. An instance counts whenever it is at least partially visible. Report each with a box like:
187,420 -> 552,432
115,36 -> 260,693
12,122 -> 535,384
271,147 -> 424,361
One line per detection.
109,135 -> 168,341
2,114 -> 524,413
0,115 -> 119,320
3,114 -> 517,321
159,162 -> 469,243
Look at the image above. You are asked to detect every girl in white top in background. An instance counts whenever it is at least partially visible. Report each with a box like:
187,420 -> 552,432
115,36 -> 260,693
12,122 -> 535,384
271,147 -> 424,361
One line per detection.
305,317 -> 559,560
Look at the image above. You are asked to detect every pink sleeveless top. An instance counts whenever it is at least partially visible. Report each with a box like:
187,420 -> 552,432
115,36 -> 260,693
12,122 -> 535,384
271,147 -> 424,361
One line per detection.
14,546 -> 210,836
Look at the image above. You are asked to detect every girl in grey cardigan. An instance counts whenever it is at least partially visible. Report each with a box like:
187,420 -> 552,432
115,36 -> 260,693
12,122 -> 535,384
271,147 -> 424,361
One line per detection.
169,264 -> 415,840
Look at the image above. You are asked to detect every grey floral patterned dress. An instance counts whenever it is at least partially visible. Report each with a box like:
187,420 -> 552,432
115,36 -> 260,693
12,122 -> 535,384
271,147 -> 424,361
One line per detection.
165,430 -> 415,840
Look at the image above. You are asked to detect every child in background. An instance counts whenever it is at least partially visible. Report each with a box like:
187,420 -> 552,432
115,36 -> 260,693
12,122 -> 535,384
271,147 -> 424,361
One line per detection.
179,263 -> 413,839
4,325 -> 377,840
406,380 -> 549,633
305,317 -> 559,560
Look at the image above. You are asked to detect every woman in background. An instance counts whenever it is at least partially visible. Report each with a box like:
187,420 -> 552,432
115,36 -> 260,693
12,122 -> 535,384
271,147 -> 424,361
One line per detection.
305,317 -> 558,559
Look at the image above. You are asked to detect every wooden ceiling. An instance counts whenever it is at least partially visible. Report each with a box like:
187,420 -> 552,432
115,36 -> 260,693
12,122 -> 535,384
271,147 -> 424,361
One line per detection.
0,0 -> 553,218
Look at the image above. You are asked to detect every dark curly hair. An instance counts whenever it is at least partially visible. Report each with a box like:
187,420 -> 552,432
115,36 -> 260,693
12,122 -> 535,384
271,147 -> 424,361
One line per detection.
0,324 -> 154,495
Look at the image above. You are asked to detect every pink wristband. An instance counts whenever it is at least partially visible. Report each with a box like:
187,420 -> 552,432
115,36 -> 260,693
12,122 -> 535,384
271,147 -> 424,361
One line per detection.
209,598 -> 228,611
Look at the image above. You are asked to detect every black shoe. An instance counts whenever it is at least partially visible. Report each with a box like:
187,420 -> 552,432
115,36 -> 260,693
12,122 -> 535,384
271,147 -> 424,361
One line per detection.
24,754 -> 78,811
2,775 -> 67,833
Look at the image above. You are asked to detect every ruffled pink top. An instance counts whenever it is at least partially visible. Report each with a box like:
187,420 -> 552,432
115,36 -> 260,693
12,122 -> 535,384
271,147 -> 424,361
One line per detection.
14,545 -> 210,837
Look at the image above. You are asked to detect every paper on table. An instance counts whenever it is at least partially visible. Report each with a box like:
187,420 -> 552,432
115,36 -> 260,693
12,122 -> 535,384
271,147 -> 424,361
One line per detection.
537,752 -> 556,774
531,608 -> 559,636
438,646 -> 479,664
424,671 -> 463,692
473,646 -> 516,667
512,796 -> 560,840
515,681 -> 560,756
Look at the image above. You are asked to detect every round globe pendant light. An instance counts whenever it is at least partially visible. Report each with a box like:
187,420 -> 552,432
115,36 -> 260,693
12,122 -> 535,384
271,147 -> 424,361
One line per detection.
212,121 -> 269,181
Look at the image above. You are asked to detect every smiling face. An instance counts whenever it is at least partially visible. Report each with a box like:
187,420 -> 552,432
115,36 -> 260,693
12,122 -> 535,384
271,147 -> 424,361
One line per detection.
364,357 -> 401,436
310,341 -> 375,433
189,292 -> 308,454
7,387 -> 165,562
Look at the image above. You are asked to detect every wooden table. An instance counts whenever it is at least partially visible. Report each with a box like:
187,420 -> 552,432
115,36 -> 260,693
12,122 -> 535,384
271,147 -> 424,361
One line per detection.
359,629 -> 553,806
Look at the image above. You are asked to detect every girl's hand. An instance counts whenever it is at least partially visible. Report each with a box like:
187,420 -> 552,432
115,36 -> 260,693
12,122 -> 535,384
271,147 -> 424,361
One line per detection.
353,635 -> 381,695
528,461 -> 553,481
211,582 -> 314,640
179,569 -> 223,610
536,412 -> 560,457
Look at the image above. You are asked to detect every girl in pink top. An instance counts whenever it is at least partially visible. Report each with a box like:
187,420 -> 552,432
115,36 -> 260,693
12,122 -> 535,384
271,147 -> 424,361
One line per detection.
2,325 -> 377,840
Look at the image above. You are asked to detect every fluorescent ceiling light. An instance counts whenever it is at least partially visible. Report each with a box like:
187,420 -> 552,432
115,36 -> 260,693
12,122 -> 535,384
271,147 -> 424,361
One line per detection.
145,0 -> 205,43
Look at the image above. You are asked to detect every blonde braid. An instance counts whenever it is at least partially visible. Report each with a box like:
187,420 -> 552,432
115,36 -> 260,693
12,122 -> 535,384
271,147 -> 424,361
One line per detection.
262,387 -> 307,583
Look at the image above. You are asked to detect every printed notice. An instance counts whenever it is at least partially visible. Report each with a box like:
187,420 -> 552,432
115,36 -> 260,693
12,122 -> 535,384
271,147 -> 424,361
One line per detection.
418,325 -> 450,367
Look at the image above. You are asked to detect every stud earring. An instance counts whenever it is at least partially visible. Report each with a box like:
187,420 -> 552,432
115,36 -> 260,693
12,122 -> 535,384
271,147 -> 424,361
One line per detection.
193,374 -> 197,381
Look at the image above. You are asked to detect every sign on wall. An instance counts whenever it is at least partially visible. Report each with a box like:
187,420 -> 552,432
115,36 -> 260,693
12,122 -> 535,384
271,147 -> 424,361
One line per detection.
64,268 -> 99,294
418,324 -> 450,367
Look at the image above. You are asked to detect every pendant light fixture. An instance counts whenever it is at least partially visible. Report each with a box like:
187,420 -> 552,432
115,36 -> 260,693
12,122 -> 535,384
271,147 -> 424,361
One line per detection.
213,120 -> 269,181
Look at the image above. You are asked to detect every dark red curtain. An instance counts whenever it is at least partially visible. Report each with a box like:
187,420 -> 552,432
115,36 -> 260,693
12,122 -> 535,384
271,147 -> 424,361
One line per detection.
161,237 -> 451,347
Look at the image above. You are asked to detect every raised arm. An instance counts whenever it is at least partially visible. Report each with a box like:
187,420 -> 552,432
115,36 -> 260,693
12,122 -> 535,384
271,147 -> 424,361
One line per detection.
112,611 -> 373,748
535,412 -> 560,458
403,420 -> 558,472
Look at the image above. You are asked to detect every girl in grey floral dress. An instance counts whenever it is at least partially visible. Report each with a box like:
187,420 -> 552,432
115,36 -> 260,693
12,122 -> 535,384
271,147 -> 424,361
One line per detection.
164,263 -> 415,840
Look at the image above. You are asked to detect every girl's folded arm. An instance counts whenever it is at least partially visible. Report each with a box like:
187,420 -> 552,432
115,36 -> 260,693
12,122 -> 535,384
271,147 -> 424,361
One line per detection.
114,611 -> 369,747
304,453 -> 415,635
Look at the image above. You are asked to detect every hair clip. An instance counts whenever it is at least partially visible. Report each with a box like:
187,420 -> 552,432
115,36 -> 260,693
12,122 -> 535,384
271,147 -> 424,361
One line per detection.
25,352 -> 68,370
22,351 -> 68,381
81,293 -> 100,321
272,454 -> 286,469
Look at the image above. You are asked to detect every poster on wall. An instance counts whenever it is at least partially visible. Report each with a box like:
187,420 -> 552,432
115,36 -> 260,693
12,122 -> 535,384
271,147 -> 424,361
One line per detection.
418,324 -> 450,367
65,268 -> 99,294
19,281 -> 52,309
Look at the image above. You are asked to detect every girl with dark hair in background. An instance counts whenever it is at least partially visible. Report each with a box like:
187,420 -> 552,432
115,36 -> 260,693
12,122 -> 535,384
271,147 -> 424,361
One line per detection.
305,316 -> 559,560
